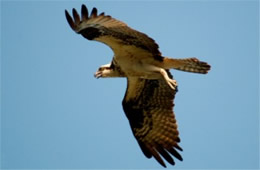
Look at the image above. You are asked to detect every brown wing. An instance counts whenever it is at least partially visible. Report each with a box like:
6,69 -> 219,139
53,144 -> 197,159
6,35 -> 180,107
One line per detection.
65,5 -> 163,61
122,72 -> 182,168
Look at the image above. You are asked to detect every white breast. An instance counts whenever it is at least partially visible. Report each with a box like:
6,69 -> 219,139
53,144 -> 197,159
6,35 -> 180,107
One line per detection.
95,36 -> 157,77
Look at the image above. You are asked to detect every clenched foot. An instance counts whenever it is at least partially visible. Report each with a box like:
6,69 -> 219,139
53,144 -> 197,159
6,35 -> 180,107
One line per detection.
166,78 -> 178,90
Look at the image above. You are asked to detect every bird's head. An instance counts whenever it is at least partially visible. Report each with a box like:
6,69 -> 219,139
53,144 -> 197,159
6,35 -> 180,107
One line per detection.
94,63 -> 113,78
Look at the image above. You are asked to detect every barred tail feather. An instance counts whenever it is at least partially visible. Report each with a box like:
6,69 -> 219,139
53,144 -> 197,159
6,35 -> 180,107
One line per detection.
162,57 -> 211,74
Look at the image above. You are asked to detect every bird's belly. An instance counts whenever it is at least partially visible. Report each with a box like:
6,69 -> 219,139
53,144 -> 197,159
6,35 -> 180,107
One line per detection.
112,44 -> 161,78
115,57 -> 160,79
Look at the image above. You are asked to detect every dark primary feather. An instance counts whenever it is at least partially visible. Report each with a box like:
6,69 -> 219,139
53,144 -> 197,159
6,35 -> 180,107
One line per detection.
65,5 -> 163,61
90,7 -> 97,17
65,10 -> 75,30
122,71 -> 182,167
65,4 -> 183,167
81,5 -> 88,21
72,8 -> 80,25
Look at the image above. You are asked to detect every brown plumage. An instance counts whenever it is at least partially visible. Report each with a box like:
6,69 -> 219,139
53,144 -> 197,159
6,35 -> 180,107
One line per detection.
122,76 -> 182,167
65,4 -> 211,168
162,57 -> 211,74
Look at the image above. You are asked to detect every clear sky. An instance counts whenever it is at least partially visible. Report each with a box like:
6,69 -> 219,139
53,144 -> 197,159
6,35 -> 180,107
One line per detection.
1,0 -> 259,169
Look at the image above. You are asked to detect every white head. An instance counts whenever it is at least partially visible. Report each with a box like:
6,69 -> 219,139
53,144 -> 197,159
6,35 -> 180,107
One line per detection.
94,63 -> 112,78
94,62 -> 123,78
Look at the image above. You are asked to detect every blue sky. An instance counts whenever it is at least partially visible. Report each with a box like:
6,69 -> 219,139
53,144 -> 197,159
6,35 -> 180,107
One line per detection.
1,0 -> 259,169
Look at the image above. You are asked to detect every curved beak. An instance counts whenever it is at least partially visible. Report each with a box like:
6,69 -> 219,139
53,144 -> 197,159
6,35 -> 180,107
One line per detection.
94,71 -> 102,79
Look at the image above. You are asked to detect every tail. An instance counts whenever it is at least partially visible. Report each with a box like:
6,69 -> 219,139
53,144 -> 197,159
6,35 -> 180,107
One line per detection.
162,57 -> 211,74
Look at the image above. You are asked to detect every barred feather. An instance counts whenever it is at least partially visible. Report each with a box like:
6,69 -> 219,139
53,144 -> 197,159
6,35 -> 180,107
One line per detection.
163,57 -> 211,74
123,73 -> 182,168
65,4 -> 211,168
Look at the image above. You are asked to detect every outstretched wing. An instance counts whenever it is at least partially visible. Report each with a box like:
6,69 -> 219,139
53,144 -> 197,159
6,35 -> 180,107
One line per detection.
122,72 -> 182,167
65,5 -> 163,61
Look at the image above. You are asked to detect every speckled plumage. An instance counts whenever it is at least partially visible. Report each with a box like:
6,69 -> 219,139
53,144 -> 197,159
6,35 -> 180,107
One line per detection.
123,75 -> 182,167
65,4 -> 210,168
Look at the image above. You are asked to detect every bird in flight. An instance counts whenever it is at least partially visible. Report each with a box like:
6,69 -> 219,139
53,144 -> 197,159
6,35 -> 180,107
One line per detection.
65,4 -> 210,168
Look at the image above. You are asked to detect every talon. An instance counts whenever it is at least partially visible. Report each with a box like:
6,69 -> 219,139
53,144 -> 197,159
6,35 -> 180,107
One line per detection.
168,83 -> 175,90
167,79 -> 178,90
172,79 -> 178,87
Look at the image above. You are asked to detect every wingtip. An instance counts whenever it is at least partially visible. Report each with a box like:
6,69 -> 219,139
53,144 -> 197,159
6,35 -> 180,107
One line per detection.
81,4 -> 87,9
176,145 -> 183,151
157,159 -> 167,168
91,7 -> 98,17
65,9 -> 76,30
168,147 -> 183,162
81,4 -> 88,20
157,147 -> 175,166
65,9 -> 70,18
72,8 -> 80,24
161,162 -> 167,168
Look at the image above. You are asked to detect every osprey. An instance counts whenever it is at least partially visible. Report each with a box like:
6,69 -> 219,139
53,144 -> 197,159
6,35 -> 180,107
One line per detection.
65,5 -> 210,168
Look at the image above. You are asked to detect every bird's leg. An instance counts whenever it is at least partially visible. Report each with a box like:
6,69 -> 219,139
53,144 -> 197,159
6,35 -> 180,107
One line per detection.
143,65 -> 177,90
159,69 -> 178,90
